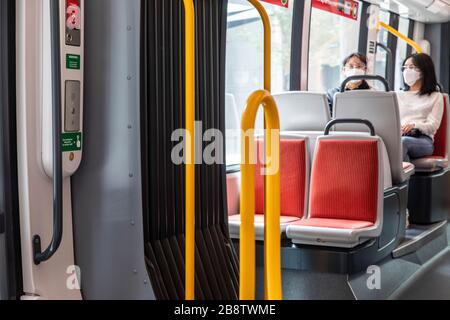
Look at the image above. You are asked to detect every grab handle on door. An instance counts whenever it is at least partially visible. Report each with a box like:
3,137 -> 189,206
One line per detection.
33,0 -> 63,265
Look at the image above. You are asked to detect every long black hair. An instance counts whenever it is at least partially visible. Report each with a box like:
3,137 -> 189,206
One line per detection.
403,53 -> 438,96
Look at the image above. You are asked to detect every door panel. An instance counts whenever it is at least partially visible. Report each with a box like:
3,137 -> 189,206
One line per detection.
0,0 -> 22,300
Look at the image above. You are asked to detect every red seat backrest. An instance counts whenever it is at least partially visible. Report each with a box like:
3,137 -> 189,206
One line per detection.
255,139 -> 307,219
433,95 -> 448,158
309,140 -> 379,223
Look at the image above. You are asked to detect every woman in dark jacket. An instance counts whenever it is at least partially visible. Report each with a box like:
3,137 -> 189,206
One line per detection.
327,52 -> 371,116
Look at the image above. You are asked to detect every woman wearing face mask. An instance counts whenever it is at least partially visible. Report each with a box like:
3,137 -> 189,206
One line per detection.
326,52 -> 370,115
398,53 -> 444,162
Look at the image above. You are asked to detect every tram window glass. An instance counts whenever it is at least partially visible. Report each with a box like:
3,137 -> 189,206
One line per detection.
308,1 -> 362,92
374,10 -> 390,89
225,0 -> 294,166
394,17 -> 410,91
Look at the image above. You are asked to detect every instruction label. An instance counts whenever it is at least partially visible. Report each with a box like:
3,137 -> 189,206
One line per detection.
62,132 -> 82,152
66,54 -> 81,70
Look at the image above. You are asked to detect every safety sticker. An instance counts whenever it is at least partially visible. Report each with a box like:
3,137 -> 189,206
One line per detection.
62,132 -> 82,152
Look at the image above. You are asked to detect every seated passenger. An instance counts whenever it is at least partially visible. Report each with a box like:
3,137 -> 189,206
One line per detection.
326,52 -> 370,115
398,53 -> 444,162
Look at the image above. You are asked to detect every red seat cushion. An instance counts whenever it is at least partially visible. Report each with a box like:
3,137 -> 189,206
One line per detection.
255,139 -> 306,219
309,140 -> 379,224
292,218 -> 374,230
433,96 -> 447,158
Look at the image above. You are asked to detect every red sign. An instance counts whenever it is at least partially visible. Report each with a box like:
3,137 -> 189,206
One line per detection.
260,0 -> 289,8
66,0 -> 81,30
312,0 -> 359,21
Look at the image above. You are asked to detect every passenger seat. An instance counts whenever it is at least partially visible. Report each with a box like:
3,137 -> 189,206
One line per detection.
273,92 -> 331,132
229,137 -> 309,240
334,91 -> 415,184
411,94 -> 450,172
287,133 -> 387,248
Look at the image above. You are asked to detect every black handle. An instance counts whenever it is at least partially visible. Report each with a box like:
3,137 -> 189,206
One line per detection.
341,75 -> 390,93
325,119 -> 376,136
33,0 -> 63,265
437,83 -> 443,93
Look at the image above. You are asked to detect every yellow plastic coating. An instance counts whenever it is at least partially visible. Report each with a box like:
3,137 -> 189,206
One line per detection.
378,21 -> 423,54
240,90 -> 282,300
248,0 -> 272,91
183,0 -> 196,301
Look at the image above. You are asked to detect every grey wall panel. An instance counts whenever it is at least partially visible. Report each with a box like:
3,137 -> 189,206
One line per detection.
1,0 -> 21,300
71,0 -> 155,300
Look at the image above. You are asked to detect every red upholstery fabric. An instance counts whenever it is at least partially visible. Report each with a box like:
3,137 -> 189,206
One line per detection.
433,96 -> 448,158
292,218 -> 374,230
255,139 -> 306,219
229,214 -> 301,224
309,140 -> 379,224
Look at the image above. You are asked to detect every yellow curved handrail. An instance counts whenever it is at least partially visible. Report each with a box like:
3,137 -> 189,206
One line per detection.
183,0 -> 196,301
378,21 -> 423,54
240,90 -> 282,300
248,0 -> 272,91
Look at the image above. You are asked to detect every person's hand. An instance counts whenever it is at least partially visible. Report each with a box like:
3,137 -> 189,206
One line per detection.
345,80 -> 362,90
402,123 -> 415,134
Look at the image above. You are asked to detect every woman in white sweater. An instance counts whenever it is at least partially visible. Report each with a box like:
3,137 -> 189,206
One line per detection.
397,53 -> 444,162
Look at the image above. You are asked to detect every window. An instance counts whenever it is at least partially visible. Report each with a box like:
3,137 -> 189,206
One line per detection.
374,10 -> 390,89
308,2 -> 362,92
225,0 -> 295,166
394,17 -> 410,91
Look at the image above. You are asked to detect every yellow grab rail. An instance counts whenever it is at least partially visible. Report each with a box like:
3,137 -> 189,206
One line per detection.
183,0 -> 196,301
248,0 -> 272,91
377,21 -> 423,54
240,90 -> 282,300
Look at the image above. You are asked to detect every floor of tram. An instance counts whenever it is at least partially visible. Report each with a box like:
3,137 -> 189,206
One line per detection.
238,221 -> 450,300
390,224 -> 450,300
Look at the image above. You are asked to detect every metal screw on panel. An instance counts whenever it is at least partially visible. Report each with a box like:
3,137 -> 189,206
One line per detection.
128,124 -> 132,129
127,75 -> 132,81
130,220 -> 135,226
133,269 -> 138,275
144,280 -> 148,285
127,25 -> 132,31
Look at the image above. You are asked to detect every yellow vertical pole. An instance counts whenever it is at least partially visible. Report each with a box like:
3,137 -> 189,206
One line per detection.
245,0 -> 281,301
183,0 -> 196,301
248,0 -> 271,91
240,90 -> 282,300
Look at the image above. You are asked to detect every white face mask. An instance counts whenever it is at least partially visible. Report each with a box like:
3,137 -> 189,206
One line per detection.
344,68 -> 366,84
403,68 -> 421,87
344,68 -> 366,79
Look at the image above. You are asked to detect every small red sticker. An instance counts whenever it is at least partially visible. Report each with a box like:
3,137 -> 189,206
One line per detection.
312,0 -> 359,21
259,0 -> 289,8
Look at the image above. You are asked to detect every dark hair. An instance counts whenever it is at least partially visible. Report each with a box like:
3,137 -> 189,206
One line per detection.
342,52 -> 367,68
403,53 -> 438,96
